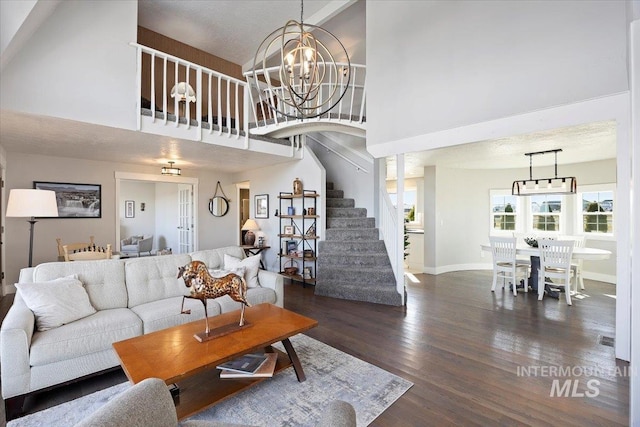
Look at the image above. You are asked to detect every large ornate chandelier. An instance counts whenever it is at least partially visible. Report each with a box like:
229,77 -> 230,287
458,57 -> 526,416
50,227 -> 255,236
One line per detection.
252,0 -> 350,119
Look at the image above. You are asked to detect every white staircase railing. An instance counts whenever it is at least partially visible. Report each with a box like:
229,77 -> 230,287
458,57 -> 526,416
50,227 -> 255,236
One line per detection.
380,188 -> 401,282
244,63 -> 366,131
131,43 -> 248,142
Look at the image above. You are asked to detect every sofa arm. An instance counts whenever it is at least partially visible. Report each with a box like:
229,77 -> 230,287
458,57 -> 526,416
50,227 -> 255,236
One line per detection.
316,400 -> 357,427
257,270 -> 284,308
0,299 -> 35,398
75,378 -> 177,427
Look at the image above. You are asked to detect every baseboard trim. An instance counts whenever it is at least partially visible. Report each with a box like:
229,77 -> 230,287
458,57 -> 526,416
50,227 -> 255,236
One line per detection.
582,272 -> 616,284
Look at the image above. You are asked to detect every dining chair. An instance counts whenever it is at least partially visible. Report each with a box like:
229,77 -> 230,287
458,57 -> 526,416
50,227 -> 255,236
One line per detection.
537,239 -> 575,305
489,236 -> 530,296
56,236 -> 95,259
560,235 -> 586,293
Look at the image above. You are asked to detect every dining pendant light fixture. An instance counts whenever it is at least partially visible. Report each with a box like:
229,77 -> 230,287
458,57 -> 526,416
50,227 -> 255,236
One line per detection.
161,161 -> 181,176
251,0 -> 350,119
512,149 -> 577,196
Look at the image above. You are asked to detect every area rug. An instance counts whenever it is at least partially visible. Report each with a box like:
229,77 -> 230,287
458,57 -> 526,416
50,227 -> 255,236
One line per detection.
8,334 -> 412,427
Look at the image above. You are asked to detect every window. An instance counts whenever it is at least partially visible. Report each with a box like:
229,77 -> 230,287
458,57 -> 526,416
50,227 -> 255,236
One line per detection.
530,195 -> 562,232
491,194 -> 518,231
580,188 -> 614,235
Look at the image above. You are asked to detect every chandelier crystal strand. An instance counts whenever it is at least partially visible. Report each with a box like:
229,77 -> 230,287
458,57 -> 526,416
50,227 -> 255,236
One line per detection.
252,0 -> 350,119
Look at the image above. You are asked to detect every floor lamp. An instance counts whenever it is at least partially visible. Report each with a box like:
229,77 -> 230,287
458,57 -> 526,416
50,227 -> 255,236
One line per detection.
6,189 -> 59,267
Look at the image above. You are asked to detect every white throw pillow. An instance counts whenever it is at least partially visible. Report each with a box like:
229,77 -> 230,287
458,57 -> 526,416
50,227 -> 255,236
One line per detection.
223,254 -> 261,288
208,267 -> 246,279
16,277 -> 96,331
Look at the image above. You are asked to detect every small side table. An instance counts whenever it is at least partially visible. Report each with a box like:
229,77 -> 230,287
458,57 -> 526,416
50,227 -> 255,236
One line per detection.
241,245 -> 270,269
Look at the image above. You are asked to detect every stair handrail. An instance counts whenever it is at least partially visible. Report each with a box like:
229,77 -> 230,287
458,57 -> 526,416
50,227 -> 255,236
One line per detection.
380,188 -> 400,281
244,63 -> 366,129
307,137 -> 369,173
131,42 -> 248,143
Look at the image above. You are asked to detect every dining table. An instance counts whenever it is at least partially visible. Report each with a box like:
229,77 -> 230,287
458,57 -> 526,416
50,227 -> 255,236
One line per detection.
480,243 -> 612,292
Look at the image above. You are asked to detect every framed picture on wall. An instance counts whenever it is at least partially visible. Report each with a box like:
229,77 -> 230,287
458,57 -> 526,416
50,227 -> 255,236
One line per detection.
33,181 -> 101,218
255,194 -> 269,219
125,200 -> 135,218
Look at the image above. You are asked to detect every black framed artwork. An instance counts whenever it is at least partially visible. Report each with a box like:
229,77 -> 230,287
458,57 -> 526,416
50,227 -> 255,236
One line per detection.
33,181 -> 101,218
255,194 -> 269,219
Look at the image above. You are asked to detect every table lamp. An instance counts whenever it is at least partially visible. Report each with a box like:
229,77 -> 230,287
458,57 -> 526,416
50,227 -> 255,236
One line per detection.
241,219 -> 260,246
6,189 -> 59,267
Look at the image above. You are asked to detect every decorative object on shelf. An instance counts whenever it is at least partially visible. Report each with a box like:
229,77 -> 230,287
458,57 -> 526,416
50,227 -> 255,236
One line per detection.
34,181 -> 101,218
140,202 -> 146,212
288,206 -> 295,215
255,194 -> 269,219
257,236 -> 265,248
6,189 -> 59,267
303,267 -> 312,280
177,261 -> 251,342
283,259 -> 299,276
307,207 -> 315,216
125,200 -> 135,218
242,219 -> 260,246
293,178 -> 303,195
284,225 -> 294,235
161,161 -> 181,176
511,149 -> 577,196
287,240 -> 298,255
209,181 -> 230,217
304,249 -> 314,258
305,224 -> 316,237
250,0 -> 351,119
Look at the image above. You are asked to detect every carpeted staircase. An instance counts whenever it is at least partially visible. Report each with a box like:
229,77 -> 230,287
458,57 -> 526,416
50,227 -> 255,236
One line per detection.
315,182 -> 403,306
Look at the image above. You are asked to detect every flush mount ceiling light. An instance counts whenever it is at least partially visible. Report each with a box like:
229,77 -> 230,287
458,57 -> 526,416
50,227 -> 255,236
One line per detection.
161,161 -> 181,176
251,0 -> 350,119
512,149 -> 577,196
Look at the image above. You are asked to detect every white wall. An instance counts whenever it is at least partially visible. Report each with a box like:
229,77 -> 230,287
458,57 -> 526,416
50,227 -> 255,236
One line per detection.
0,0 -> 137,130
233,146 -> 325,273
366,0 -> 629,148
155,182 -> 179,252
120,181 -> 156,247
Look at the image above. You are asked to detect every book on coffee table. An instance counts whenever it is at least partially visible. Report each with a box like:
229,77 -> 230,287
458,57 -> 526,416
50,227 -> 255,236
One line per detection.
219,353 -> 278,379
216,353 -> 268,374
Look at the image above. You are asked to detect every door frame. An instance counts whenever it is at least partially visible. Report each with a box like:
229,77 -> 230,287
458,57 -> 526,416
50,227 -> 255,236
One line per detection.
115,172 -> 199,253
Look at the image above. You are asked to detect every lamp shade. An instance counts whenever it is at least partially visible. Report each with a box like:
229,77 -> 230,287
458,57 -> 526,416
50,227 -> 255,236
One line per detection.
241,219 -> 260,231
170,82 -> 196,103
6,189 -> 59,218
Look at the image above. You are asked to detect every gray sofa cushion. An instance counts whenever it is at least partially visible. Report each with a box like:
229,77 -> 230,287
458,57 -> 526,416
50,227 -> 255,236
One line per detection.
32,260 -> 128,310
215,287 -> 277,313
29,308 -> 141,366
131,296 -> 222,334
125,254 -> 192,307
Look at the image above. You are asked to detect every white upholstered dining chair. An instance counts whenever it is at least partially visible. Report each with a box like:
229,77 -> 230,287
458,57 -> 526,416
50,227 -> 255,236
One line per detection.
489,236 -> 530,296
537,239 -> 575,305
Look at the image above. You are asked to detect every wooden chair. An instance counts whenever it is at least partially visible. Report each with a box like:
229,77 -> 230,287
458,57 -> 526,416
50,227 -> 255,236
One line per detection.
489,236 -> 530,296
63,244 -> 112,261
560,235 -> 586,293
56,236 -> 95,259
537,239 -> 575,305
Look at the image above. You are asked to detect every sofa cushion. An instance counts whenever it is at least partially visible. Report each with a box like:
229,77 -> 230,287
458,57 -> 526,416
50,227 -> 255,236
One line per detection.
125,254 -> 192,308
130,296 -> 222,334
32,260 -> 128,311
190,246 -> 246,270
216,287 -> 277,313
224,254 -> 261,288
16,277 -> 96,331
29,308 -> 142,366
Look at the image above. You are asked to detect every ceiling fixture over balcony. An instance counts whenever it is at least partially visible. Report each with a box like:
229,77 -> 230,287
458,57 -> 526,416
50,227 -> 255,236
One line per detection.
161,161 -> 181,176
251,0 -> 350,119
512,149 -> 577,196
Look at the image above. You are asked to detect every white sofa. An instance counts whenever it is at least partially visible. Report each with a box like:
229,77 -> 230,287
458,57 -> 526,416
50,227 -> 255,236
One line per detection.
0,246 -> 283,420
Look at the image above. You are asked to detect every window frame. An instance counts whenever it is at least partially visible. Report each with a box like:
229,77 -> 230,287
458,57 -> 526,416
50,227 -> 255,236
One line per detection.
527,194 -> 567,235
576,183 -> 615,240
489,190 -> 522,235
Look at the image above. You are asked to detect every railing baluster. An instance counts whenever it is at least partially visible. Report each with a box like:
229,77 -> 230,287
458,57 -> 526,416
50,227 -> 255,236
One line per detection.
150,52 -> 156,122
349,66 -> 356,122
162,57 -> 167,125
174,60 -> 179,127
136,46 -> 142,131
217,76 -> 222,136
226,79 -> 231,137
234,81 -> 240,139
208,73 -> 213,134
185,63 -> 191,130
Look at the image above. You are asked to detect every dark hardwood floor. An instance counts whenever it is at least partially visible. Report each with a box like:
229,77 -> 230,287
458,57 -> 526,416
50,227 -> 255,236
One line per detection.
1,271 -> 629,426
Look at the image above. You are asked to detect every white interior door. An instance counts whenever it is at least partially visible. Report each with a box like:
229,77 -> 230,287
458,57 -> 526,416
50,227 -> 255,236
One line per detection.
178,184 -> 194,253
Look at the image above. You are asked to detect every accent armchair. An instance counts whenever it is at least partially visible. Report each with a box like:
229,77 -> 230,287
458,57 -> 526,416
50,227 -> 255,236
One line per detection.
120,235 -> 153,257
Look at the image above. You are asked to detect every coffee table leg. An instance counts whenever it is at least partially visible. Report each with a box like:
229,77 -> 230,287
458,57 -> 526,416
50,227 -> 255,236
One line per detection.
281,338 -> 306,382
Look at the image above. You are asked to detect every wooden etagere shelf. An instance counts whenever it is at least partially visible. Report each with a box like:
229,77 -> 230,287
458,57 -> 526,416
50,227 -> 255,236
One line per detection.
278,190 -> 319,287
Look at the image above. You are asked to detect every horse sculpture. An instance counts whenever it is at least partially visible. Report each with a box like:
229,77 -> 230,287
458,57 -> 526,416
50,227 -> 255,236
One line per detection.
177,261 -> 251,338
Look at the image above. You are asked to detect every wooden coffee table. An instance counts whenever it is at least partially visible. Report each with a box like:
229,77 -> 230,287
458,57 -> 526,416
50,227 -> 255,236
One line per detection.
112,303 -> 318,420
